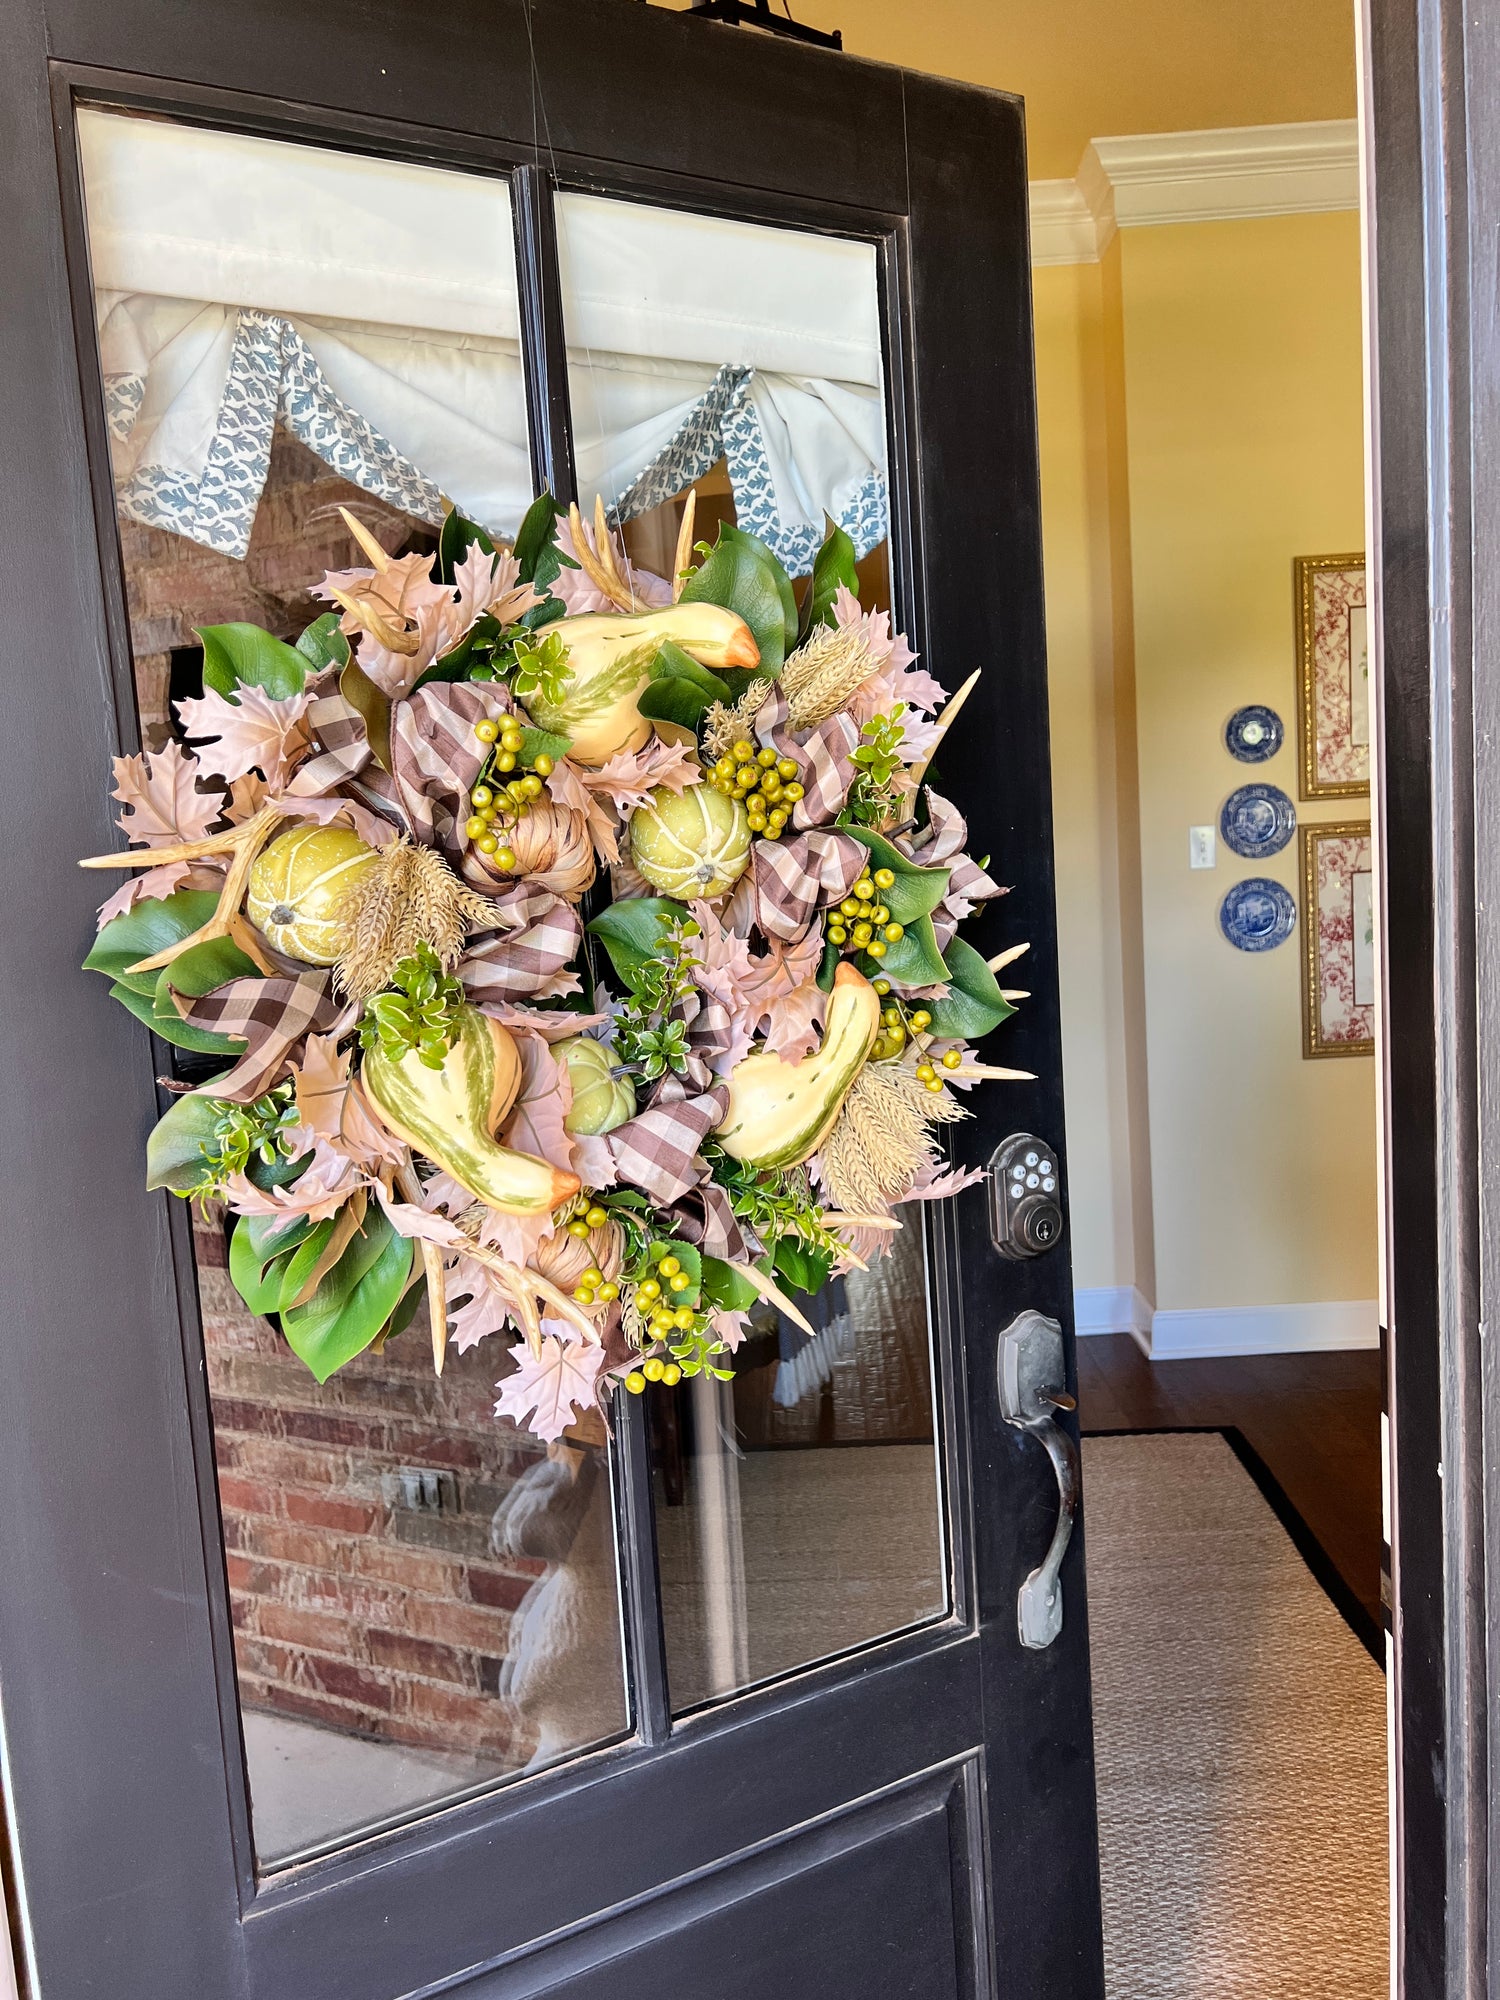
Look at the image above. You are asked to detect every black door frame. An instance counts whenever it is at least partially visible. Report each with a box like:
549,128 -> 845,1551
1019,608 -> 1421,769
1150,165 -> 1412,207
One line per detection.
1365,0 -> 1500,1992
0,3 -> 1105,1997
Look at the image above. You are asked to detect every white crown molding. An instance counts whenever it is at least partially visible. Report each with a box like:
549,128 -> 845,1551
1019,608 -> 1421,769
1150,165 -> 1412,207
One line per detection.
1030,119 -> 1361,268
1028,178 -> 1100,268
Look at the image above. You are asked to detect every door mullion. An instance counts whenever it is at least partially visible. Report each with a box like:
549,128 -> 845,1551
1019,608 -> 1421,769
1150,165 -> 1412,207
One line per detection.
511,161 -> 577,500
511,157 -> 673,1745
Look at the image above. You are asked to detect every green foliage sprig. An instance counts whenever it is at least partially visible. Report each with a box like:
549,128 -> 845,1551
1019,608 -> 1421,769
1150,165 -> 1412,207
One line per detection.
196,1083 -> 301,1194
615,914 -> 701,1081
359,944 -> 465,1071
507,628 -> 572,708
702,1143 -> 842,1265
843,703 -> 909,825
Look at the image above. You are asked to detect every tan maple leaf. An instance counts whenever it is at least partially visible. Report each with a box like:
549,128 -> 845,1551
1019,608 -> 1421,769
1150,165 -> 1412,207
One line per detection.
111,739 -> 222,847
738,928 -> 829,1061
176,685 -> 315,789
493,1330 -> 607,1442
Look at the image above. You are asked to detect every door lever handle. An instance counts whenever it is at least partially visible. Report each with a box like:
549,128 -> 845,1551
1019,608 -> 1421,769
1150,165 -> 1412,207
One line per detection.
997,1310 -> 1079,1650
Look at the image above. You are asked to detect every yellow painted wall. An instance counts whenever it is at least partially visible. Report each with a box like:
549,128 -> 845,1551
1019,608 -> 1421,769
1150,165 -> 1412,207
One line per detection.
1117,211 -> 1376,1308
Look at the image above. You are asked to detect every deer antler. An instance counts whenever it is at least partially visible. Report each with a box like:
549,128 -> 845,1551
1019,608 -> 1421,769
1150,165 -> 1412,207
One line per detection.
671,489 -> 698,604
568,497 -> 646,613
79,805 -> 283,975
457,1235 -> 603,1355
394,1157 -> 451,1376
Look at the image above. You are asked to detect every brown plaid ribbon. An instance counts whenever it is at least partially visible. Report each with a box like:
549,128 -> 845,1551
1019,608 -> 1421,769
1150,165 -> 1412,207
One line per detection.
749,829 -> 866,942
608,1081 -> 730,1206
901,791 -> 1004,948
663,1180 -> 752,1264
460,884 -> 582,1002
752,687 -> 858,830
284,667 -> 375,798
179,971 -> 350,1103
391,682 -> 513,867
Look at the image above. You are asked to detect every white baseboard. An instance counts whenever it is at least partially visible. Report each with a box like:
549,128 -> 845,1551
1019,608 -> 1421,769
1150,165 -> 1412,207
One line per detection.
1074,1285 -> 1154,1349
1147,1299 -> 1379,1359
1073,1289 -> 1379,1358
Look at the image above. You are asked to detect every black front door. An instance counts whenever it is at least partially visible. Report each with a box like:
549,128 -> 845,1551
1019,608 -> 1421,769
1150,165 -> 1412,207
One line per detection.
0,3 -> 1103,1994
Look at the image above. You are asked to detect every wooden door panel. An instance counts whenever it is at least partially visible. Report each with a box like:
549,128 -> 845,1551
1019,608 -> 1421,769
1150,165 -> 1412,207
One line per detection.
456,1766 -> 980,2000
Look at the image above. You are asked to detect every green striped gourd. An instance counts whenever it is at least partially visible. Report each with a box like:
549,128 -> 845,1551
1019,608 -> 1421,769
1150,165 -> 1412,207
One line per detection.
629,784 -> 751,899
362,1006 -> 581,1216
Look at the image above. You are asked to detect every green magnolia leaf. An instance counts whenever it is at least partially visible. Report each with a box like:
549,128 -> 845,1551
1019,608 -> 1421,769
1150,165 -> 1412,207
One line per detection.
869,911 -> 948,988
438,506 -> 496,585
197,622 -> 311,700
244,1148 -> 312,1193
413,613 -> 501,693
799,518 -> 859,640
772,1235 -> 833,1296
700,1255 -> 760,1313
925,936 -> 1018,1042
648,638 -> 731,703
679,522 -> 798,676
816,935 -> 840,993
282,1213 -> 414,1382
378,1276 -> 427,1346
230,1216 -> 301,1318
155,935 -> 259,1002
108,979 -> 249,1056
842,828 -> 950,925
338,657 -> 394,770
648,1238 -> 702,1309
636,677 -> 716,729
587,898 -> 689,992
243,1210 -> 318,1272
513,491 -> 567,590
145,1093 -> 225,1193
296,612 -> 351,672
518,724 -> 572,765
274,1217 -> 341,1310
85,889 -> 225,997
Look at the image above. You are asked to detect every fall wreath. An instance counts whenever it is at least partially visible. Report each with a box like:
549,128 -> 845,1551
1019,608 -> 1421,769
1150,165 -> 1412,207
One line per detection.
82,494 -> 1028,1442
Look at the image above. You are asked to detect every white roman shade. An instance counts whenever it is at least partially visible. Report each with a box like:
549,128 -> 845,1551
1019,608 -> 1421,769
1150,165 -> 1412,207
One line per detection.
79,110 -> 890,572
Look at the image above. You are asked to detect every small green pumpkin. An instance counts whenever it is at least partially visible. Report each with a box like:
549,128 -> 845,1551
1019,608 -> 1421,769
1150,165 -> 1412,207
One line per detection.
247,824 -> 380,965
629,784 -> 751,899
559,1035 -> 636,1136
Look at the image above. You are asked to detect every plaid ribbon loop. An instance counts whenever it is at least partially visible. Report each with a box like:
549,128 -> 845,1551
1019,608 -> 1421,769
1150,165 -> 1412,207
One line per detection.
752,687 -> 858,830
284,667 -> 376,799
607,1082 -> 730,1206
461,885 -> 582,1003
900,790 -> 1005,949
181,971 -> 350,1103
750,829 -> 866,941
391,682 -> 514,866
663,1180 -> 753,1265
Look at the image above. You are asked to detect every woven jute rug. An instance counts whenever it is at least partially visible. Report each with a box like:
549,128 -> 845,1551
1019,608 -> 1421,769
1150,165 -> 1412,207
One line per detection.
1083,1430 -> 1389,1999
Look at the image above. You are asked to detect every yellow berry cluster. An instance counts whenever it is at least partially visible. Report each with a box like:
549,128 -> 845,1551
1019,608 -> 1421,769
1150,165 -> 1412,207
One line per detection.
623,1251 -> 702,1393
706,740 -> 805,841
825,866 -> 903,961
868,977 -> 964,1090
464,716 -> 555,870
569,1205 -> 621,1307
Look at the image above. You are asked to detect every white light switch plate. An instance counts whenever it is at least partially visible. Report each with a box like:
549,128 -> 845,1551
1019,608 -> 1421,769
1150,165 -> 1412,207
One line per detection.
1189,825 -> 1217,869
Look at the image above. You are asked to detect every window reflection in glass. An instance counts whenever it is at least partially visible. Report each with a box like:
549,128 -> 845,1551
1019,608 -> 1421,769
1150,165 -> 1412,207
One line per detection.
78,109 -> 630,1868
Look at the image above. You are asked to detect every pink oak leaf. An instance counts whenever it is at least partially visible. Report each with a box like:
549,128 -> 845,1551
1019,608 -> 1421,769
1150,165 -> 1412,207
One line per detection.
176,685 -> 315,789
738,927 -> 829,1062
493,1330 -> 608,1442
96,859 -> 221,928
500,1031 -> 574,1170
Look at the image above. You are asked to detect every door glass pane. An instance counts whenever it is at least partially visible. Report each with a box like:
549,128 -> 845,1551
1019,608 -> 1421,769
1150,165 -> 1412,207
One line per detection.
77,109 -> 629,1868
555,195 -> 948,1709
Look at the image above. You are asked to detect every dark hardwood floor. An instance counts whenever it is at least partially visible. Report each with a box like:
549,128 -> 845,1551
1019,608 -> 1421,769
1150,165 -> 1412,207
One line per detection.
1076,1334 -> 1384,1635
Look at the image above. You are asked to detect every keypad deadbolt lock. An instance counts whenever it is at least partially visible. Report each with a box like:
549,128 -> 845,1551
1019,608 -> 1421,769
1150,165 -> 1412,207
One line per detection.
987,1133 -> 1064,1259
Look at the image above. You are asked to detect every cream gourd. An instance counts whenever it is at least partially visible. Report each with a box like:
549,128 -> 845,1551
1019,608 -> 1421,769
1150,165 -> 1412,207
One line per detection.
525,603 -> 759,764
714,963 -> 881,1169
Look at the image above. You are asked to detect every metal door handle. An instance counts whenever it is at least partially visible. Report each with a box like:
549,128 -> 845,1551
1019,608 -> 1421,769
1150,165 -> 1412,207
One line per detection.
997,1310 -> 1079,1650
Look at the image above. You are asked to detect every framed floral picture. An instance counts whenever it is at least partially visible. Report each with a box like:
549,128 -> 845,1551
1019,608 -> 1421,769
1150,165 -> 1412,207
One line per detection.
1300,820 -> 1375,1058
1295,553 -> 1369,799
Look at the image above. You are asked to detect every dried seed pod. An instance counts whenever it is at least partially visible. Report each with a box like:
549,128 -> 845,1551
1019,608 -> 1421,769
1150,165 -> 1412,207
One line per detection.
532,1217 -> 623,1291
470,800 -> 597,898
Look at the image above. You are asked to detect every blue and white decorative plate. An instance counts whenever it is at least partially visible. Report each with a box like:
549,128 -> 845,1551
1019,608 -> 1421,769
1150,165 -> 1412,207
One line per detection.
1224,704 -> 1284,763
1219,878 -> 1296,953
1220,782 -> 1296,860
